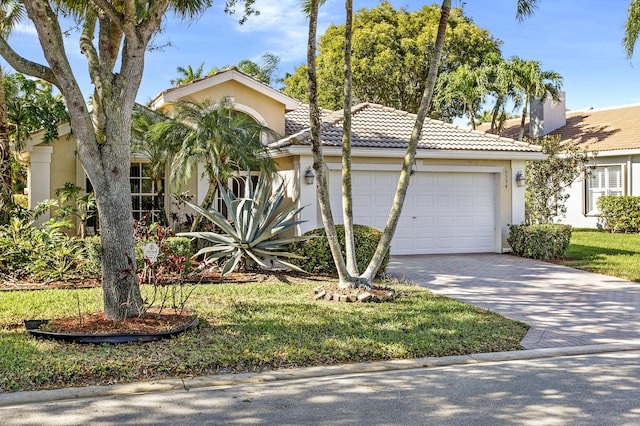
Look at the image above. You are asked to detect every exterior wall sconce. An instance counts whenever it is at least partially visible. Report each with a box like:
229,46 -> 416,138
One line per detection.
304,167 -> 315,185
515,171 -> 525,187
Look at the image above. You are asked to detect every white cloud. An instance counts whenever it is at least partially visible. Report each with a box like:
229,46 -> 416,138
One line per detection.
13,22 -> 38,36
233,0 -> 341,63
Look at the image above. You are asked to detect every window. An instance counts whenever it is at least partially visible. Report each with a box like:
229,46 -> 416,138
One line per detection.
131,162 -> 164,222
586,165 -> 623,214
215,175 -> 261,217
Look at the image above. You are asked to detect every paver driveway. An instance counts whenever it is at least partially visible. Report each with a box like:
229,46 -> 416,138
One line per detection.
387,254 -> 640,349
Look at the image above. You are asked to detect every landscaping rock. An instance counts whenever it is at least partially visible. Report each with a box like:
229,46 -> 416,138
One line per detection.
312,285 -> 396,303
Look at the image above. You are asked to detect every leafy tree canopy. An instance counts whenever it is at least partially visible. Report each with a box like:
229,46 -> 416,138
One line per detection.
3,72 -> 68,149
282,1 -> 501,117
172,53 -> 281,87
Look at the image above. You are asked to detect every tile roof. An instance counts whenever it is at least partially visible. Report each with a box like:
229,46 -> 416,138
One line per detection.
276,103 -> 541,152
478,104 -> 640,152
284,102 -> 333,136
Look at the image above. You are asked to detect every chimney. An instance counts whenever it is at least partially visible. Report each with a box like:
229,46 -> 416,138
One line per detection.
529,91 -> 566,139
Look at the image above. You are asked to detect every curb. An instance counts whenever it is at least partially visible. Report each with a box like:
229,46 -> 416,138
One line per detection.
2,342 -> 640,408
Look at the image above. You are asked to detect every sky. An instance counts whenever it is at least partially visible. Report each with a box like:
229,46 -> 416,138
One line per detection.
3,0 -> 639,116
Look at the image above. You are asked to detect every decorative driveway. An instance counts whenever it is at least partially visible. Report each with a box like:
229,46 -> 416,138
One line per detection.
387,254 -> 640,349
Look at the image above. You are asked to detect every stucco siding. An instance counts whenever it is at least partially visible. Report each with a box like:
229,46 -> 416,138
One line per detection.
559,153 -> 640,229
174,80 -> 286,137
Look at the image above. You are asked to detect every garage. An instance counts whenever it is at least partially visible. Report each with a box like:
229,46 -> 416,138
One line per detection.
329,170 -> 497,255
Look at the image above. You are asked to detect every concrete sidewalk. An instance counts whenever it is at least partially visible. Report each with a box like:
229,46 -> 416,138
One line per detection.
388,254 -> 640,349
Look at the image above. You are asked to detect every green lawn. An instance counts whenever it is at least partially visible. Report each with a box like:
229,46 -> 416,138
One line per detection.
0,281 -> 528,393
561,229 -> 640,281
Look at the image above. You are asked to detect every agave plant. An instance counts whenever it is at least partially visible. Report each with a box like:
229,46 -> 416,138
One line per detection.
178,174 -> 310,276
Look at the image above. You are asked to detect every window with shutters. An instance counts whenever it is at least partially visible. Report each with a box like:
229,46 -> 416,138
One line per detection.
585,165 -> 623,214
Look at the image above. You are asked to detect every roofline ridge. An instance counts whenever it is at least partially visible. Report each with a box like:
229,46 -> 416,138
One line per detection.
567,102 -> 640,114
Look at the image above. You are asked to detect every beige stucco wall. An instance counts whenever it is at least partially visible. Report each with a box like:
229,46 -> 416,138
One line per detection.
157,80 -> 286,138
49,135 -> 78,199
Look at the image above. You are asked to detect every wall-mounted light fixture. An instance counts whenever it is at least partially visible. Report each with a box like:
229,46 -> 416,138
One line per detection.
304,167 -> 315,185
515,171 -> 525,187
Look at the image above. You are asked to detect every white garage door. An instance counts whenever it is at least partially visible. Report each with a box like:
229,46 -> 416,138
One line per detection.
329,170 -> 496,255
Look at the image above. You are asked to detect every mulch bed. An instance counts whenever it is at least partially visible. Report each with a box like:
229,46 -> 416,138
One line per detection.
40,307 -> 195,335
0,270 -> 335,292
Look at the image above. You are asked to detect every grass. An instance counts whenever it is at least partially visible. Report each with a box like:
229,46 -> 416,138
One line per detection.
560,229 -> 640,281
0,281 -> 528,393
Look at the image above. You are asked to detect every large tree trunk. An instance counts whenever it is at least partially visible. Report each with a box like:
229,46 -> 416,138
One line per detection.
0,66 -> 12,225
341,0 -> 358,278
3,1 -> 171,320
360,0 -> 452,284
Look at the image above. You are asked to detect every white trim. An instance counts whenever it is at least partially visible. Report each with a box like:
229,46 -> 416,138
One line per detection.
419,164 -> 504,173
586,149 -> 640,157
23,122 -> 72,151
233,103 -> 270,144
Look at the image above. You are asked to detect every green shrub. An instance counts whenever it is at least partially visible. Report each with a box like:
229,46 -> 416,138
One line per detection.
508,224 -> 572,259
82,236 -> 102,276
290,224 -> 389,275
164,237 -> 192,260
597,196 -> 640,233
12,193 -> 28,209
0,217 -> 88,280
83,235 -> 193,275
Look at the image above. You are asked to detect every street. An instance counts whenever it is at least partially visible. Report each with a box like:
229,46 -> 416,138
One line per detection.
4,350 -> 640,425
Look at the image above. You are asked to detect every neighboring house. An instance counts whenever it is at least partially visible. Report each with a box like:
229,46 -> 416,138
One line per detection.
480,93 -> 640,229
19,67 -> 544,255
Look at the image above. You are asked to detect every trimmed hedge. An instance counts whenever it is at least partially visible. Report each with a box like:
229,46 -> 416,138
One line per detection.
290,224 -> 389,275
597,196 -> 640,233
508,224 -> 572,259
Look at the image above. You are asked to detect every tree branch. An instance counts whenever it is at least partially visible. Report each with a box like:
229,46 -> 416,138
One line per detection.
80,10 -> 103,90
0,38 -> 58,87
88,0 -> 124,32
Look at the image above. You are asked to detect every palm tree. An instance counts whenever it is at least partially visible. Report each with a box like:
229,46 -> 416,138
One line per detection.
152,98 -> 276,231
625,0 -> 640,57
509,56 -> 563,140
0,0 -> 24,224
131,104 -> 181,225
435,64 -> 488,130
170,63 -> 206,87
304,0 -> 543,287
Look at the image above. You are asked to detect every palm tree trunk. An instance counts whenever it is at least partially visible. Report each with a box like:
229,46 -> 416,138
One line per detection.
306,0 -> 353,288
360,0 -> 452,284
0,66 -> 13,224
468,106 -> 476,130
518,94 -> 529,141
341,0 -> 358,278
191,178 -> 218,232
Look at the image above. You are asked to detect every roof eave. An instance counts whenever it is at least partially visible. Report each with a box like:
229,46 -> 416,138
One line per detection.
268,145 -> 546,161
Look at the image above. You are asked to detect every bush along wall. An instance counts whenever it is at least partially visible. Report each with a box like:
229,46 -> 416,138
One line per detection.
507,224 -> 572,260
597,196 -> 640,233
290,224 -> 390,275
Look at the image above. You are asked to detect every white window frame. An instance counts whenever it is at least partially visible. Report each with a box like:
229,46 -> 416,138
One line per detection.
130,161 -> 163,222
585,164 -> 624,215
